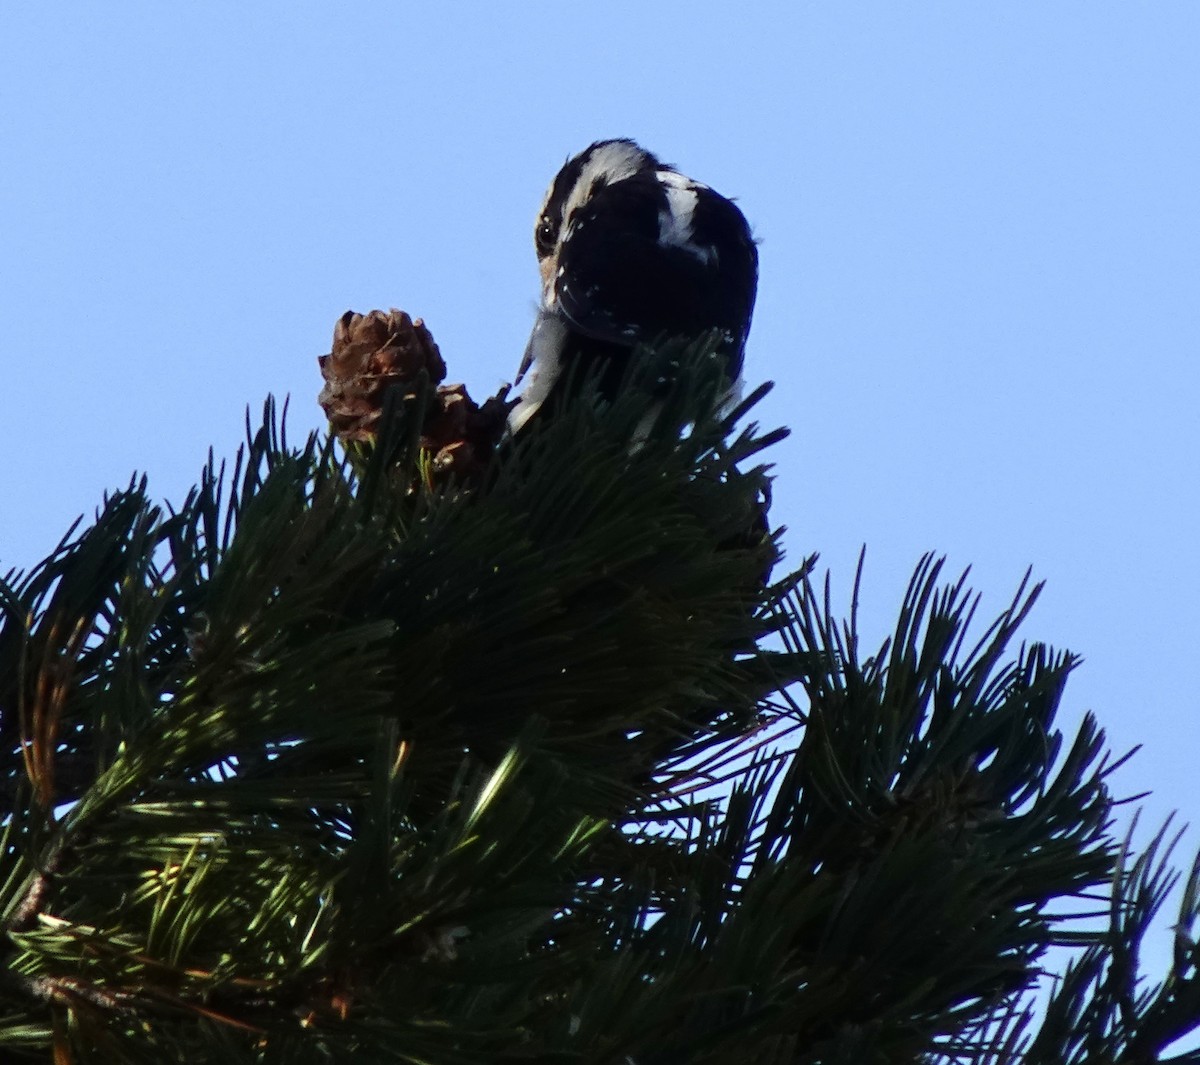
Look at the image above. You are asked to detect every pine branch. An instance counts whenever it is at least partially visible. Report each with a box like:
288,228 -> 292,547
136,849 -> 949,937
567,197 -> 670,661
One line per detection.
0,336 -> 1197,1062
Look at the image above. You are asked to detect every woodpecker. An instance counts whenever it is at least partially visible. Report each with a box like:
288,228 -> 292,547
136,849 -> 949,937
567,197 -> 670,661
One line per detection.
508,139 -> 758,433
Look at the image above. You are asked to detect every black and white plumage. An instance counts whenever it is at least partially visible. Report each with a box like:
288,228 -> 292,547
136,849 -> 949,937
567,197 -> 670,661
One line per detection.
508,139 -> 758,433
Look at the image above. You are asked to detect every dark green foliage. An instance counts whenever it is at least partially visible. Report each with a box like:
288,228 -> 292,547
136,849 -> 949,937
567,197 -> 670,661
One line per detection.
0,341 -> 1195,1063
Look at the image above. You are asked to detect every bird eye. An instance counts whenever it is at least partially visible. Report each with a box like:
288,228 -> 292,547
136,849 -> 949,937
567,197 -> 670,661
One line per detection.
535,217 -> 556,256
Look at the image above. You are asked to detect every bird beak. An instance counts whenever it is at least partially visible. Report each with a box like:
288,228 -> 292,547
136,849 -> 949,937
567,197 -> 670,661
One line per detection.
538,254 -> 557,304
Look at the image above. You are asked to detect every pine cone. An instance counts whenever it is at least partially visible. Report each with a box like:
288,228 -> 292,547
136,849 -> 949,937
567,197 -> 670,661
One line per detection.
420,384 -> 512,482
318,309 -> 447,442
318,309 -> 512,485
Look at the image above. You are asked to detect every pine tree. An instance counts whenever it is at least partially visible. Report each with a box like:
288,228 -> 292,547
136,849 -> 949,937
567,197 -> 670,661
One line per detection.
1,319 -> 1198,1063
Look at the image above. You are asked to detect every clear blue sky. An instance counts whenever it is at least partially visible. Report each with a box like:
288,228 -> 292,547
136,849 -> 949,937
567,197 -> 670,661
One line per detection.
3,0 -> 1198,991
